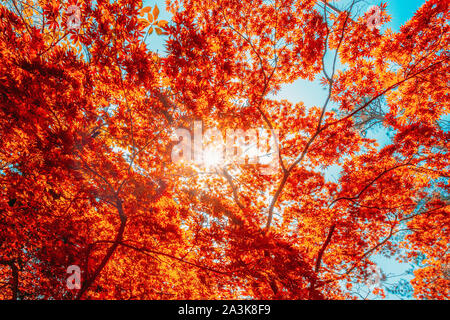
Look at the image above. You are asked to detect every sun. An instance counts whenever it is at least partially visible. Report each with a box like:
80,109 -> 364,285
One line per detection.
203,148 -> 223,168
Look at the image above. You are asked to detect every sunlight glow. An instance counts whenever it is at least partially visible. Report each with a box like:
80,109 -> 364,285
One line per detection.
203,148 -> 223,167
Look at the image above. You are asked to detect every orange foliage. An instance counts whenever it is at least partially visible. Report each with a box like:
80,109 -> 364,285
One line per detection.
0,0 -> 448,300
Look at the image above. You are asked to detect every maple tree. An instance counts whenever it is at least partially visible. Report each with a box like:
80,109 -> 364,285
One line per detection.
0,0 -> 448,300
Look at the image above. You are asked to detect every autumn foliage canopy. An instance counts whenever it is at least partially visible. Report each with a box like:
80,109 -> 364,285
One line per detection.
0,0 -> 449,300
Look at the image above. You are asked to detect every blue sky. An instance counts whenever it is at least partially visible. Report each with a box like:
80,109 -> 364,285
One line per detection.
143,0 -> 431,299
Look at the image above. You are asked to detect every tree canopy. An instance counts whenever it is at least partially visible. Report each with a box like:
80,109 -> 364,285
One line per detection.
0,0 -> 448,300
